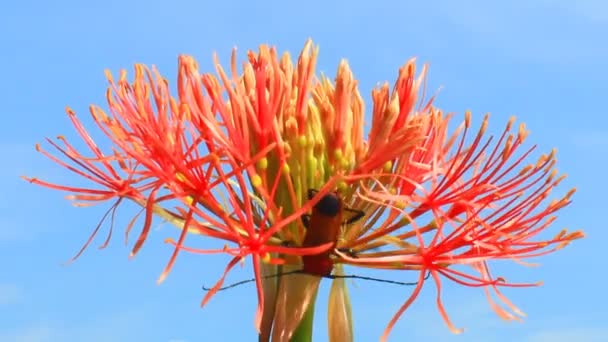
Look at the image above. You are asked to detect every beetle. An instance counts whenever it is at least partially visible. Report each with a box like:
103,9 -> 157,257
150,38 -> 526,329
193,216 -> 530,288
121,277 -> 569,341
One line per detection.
300,189 -> 364,276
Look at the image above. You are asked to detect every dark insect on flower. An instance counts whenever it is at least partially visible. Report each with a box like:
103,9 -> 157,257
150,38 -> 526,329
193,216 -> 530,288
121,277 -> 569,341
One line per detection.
300,188 -> 365,276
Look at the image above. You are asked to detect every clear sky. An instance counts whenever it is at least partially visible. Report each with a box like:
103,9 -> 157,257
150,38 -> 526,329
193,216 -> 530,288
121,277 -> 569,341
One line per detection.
1,0 -> 606,341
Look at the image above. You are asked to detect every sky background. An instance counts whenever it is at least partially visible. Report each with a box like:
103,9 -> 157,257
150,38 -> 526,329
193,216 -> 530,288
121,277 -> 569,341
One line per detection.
1,0 -> 607,341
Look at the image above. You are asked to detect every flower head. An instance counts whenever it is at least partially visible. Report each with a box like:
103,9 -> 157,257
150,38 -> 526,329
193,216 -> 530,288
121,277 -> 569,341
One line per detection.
26,39 -> 583,341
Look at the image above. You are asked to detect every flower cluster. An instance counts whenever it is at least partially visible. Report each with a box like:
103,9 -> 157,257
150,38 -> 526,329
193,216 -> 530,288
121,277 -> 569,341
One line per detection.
25,40 -> 583,341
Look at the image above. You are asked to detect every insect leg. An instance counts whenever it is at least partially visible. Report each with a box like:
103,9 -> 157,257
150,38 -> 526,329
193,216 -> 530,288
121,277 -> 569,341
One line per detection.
336,247 -> 358,258
344,207 -> 365,225
301,214 -> 311,229
307,188 -> 318,200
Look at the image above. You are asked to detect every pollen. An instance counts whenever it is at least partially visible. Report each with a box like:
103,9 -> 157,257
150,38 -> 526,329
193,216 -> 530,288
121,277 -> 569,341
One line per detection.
383,161 -> 393,172
297,135 -> 307,148
518,122 -> 529,141
251,174 -> 262,187
333,148 -> 343,161
394,201 -> 407,210
256,157 -> 268,171
308,155 -> 318,170
175,172 -> 187,183
340,157 -> 351,170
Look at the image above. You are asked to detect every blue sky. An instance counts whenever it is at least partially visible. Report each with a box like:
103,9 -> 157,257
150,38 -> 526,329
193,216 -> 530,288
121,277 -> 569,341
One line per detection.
1,0 -> 607,341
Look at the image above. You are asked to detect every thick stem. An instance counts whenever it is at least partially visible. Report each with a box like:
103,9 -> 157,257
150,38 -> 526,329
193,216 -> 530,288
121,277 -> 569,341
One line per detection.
289,294 -> 317,342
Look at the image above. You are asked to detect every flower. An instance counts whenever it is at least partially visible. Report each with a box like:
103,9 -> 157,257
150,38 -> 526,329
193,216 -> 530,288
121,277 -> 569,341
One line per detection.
25,39 -> 584,341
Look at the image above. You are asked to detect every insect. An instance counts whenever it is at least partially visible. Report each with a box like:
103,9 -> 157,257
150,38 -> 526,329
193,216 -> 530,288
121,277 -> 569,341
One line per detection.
203,189 -> 427,291
299,188 -> 365,276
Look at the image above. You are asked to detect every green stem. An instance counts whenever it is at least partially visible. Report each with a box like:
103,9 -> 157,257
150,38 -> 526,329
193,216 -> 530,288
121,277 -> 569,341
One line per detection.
289,295 -> 317,342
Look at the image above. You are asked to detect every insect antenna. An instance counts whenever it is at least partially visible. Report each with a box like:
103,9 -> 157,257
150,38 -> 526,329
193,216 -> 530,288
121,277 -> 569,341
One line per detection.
203,270 -> 431,291
326,271 -> 431,286
202,269 -> 303,291
333,247 -> 431,285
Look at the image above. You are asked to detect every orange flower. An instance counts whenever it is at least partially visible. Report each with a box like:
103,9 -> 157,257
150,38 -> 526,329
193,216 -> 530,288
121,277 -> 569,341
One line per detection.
25,40 -> 583,341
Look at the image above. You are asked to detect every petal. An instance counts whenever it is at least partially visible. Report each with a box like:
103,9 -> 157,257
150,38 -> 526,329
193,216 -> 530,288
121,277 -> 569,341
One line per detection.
271,271 -> 321,342
328,267 -> 353,342
258,262 -> 279,342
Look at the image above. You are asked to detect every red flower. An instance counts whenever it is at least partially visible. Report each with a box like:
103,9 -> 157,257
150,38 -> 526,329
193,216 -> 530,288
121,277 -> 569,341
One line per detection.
26,40 -> 583,341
